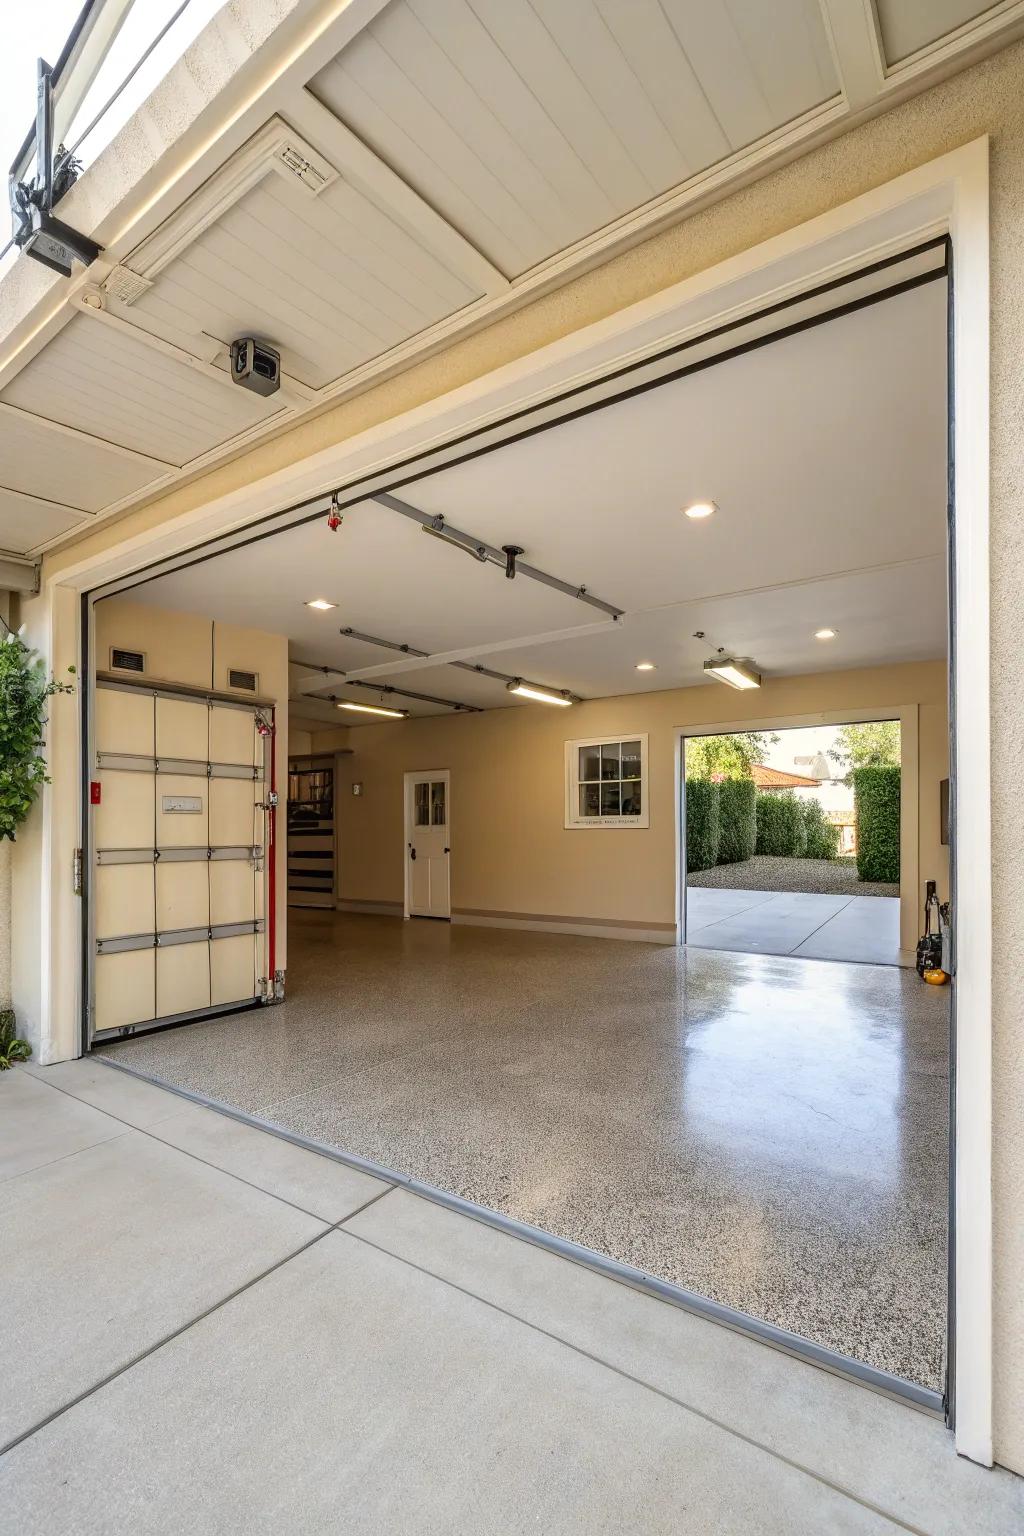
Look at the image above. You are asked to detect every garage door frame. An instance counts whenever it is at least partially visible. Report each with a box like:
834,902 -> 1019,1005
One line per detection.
48,141 -> 989,1461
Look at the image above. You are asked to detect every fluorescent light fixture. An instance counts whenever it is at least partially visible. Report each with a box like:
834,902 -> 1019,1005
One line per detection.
507,680 -> 573,706
336,700 -> 407,719
703,657 -> 761,691
815,628 -> 837,640
683,500 -> 717,520
306,598 -> 336,611
635,662 -> 656,671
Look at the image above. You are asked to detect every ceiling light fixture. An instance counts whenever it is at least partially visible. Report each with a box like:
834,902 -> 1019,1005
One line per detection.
815,628 -> 837,640
635,662 -> 656,672
683,500 -> 717,520
336,701 -> 407,719
306,598 -> 336,611
507,680 -> 573,707
703,657 -> 762,691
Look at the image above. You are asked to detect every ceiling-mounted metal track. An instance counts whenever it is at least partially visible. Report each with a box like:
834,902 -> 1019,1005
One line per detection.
290,658 -> 481,714
372,492 -> 624,619
328,626 -> 583,704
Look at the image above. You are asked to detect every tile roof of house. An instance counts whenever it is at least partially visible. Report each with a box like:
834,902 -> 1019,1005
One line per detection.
750,765 -> 822,789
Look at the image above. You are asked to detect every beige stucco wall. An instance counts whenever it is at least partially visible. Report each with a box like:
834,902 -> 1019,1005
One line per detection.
13,36 -> 1024,1468
93,599 -> 290,972
308,662 -> 947,944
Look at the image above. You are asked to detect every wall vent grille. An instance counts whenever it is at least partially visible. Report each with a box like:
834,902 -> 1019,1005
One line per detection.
228,668 -> 258,692
110,647 -> 145,673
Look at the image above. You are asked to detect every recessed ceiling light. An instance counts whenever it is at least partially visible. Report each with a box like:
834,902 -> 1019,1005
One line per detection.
683,500 -> 717,520
635,662 -> 656,671
306,598 -> 336,611
815,628 -> 837,640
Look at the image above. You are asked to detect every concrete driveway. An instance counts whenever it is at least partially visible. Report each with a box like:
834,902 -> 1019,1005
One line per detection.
3,1059 -> 1021,1534
686,887 -> 902,965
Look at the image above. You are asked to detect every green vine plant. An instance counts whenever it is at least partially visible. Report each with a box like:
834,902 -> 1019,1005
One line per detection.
0,625 -> 76,841
0,1009 -> 31,1070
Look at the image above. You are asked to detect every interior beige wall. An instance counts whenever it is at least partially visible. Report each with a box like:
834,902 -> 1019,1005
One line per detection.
308,662 -> 948,941
93,599 -> 290,971
24,37 -> 1024,1467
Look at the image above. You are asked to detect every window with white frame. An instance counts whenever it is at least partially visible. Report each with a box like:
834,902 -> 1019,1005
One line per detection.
565,734 -> 649,828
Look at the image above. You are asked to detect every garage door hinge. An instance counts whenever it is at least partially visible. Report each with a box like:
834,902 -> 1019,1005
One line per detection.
73,849 -> 83,896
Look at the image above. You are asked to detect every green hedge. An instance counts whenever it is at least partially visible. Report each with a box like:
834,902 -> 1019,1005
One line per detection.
716,778 -> 757,864
801,798 -> 841,861
755,791 -> 806,857
685,779 -> 720,872
853,765 -> 901,882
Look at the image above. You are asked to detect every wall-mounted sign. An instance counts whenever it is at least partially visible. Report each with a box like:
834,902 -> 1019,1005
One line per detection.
162,795 -> 203,814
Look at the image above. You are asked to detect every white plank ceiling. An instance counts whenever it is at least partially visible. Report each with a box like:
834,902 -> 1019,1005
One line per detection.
0,0 -> 1018,562
874,0 -> 1001,63
120,170 -> 483,392
311,0 -> 838,276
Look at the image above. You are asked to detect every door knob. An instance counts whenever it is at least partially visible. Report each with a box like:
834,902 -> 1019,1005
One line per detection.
409,846 -> 417,860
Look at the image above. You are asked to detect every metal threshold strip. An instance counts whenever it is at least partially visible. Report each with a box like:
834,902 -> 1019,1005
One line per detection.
92,1052 -> 944,1417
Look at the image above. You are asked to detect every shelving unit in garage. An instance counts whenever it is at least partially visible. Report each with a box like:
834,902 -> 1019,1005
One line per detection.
88,676 -> 273,1042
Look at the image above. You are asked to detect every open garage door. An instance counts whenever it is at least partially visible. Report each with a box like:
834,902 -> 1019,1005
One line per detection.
89,679 -> 269,1043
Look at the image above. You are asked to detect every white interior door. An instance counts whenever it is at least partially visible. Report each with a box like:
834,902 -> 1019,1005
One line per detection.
406,772 -> 450,919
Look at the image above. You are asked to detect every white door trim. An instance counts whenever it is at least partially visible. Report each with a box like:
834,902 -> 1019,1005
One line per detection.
403,770 -> 451,920
676,705 -> 922,957
38,138 -> 990,1461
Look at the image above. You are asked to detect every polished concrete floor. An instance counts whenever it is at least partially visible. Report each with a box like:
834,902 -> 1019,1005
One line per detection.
6,1063 -> 1019,1534
687,887 -> 902,965
102,912 -> 950,1389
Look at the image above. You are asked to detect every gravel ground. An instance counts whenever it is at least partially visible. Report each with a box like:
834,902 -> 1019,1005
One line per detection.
688,855 -> 898,899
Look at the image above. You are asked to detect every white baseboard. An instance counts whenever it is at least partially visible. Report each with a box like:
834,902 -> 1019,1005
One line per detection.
451,912 -> 677,944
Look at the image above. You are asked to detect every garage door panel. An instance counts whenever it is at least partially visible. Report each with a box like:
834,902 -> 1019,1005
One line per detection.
210,778 -> 257,846
210,706 -> 258,766
95,772 -> 154,848
157,942 -> 211,1016
210,860 -> 256,925
156,695 -> 209,760
96,686 -> 154,756
156,860 -> 210,931
211,934 -> 258,1006
96,949 -> 155,1031
95,863 -> 155,941
157,775 -> 209,847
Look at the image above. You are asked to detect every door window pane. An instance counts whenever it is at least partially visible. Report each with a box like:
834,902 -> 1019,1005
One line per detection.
600,743 -> 620,779
580,783 -> 600,817
431,781 -> 446,826
621,741 -> 641,780
414,782 -> 430,826
601,782 -> 621,815
579,745 -> 601,782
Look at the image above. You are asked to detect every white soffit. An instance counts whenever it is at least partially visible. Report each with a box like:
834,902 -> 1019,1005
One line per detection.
310,0 -> 839,277
0,314 -> 280,466
3,0 -> 1011,559
0,405 -> 161,512
875,0 -> 1004,63
120,151 -> 483,391
0,488 -> 90,550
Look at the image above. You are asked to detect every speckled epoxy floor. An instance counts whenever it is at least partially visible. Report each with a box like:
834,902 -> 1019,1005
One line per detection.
100,911 -> 950,1390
